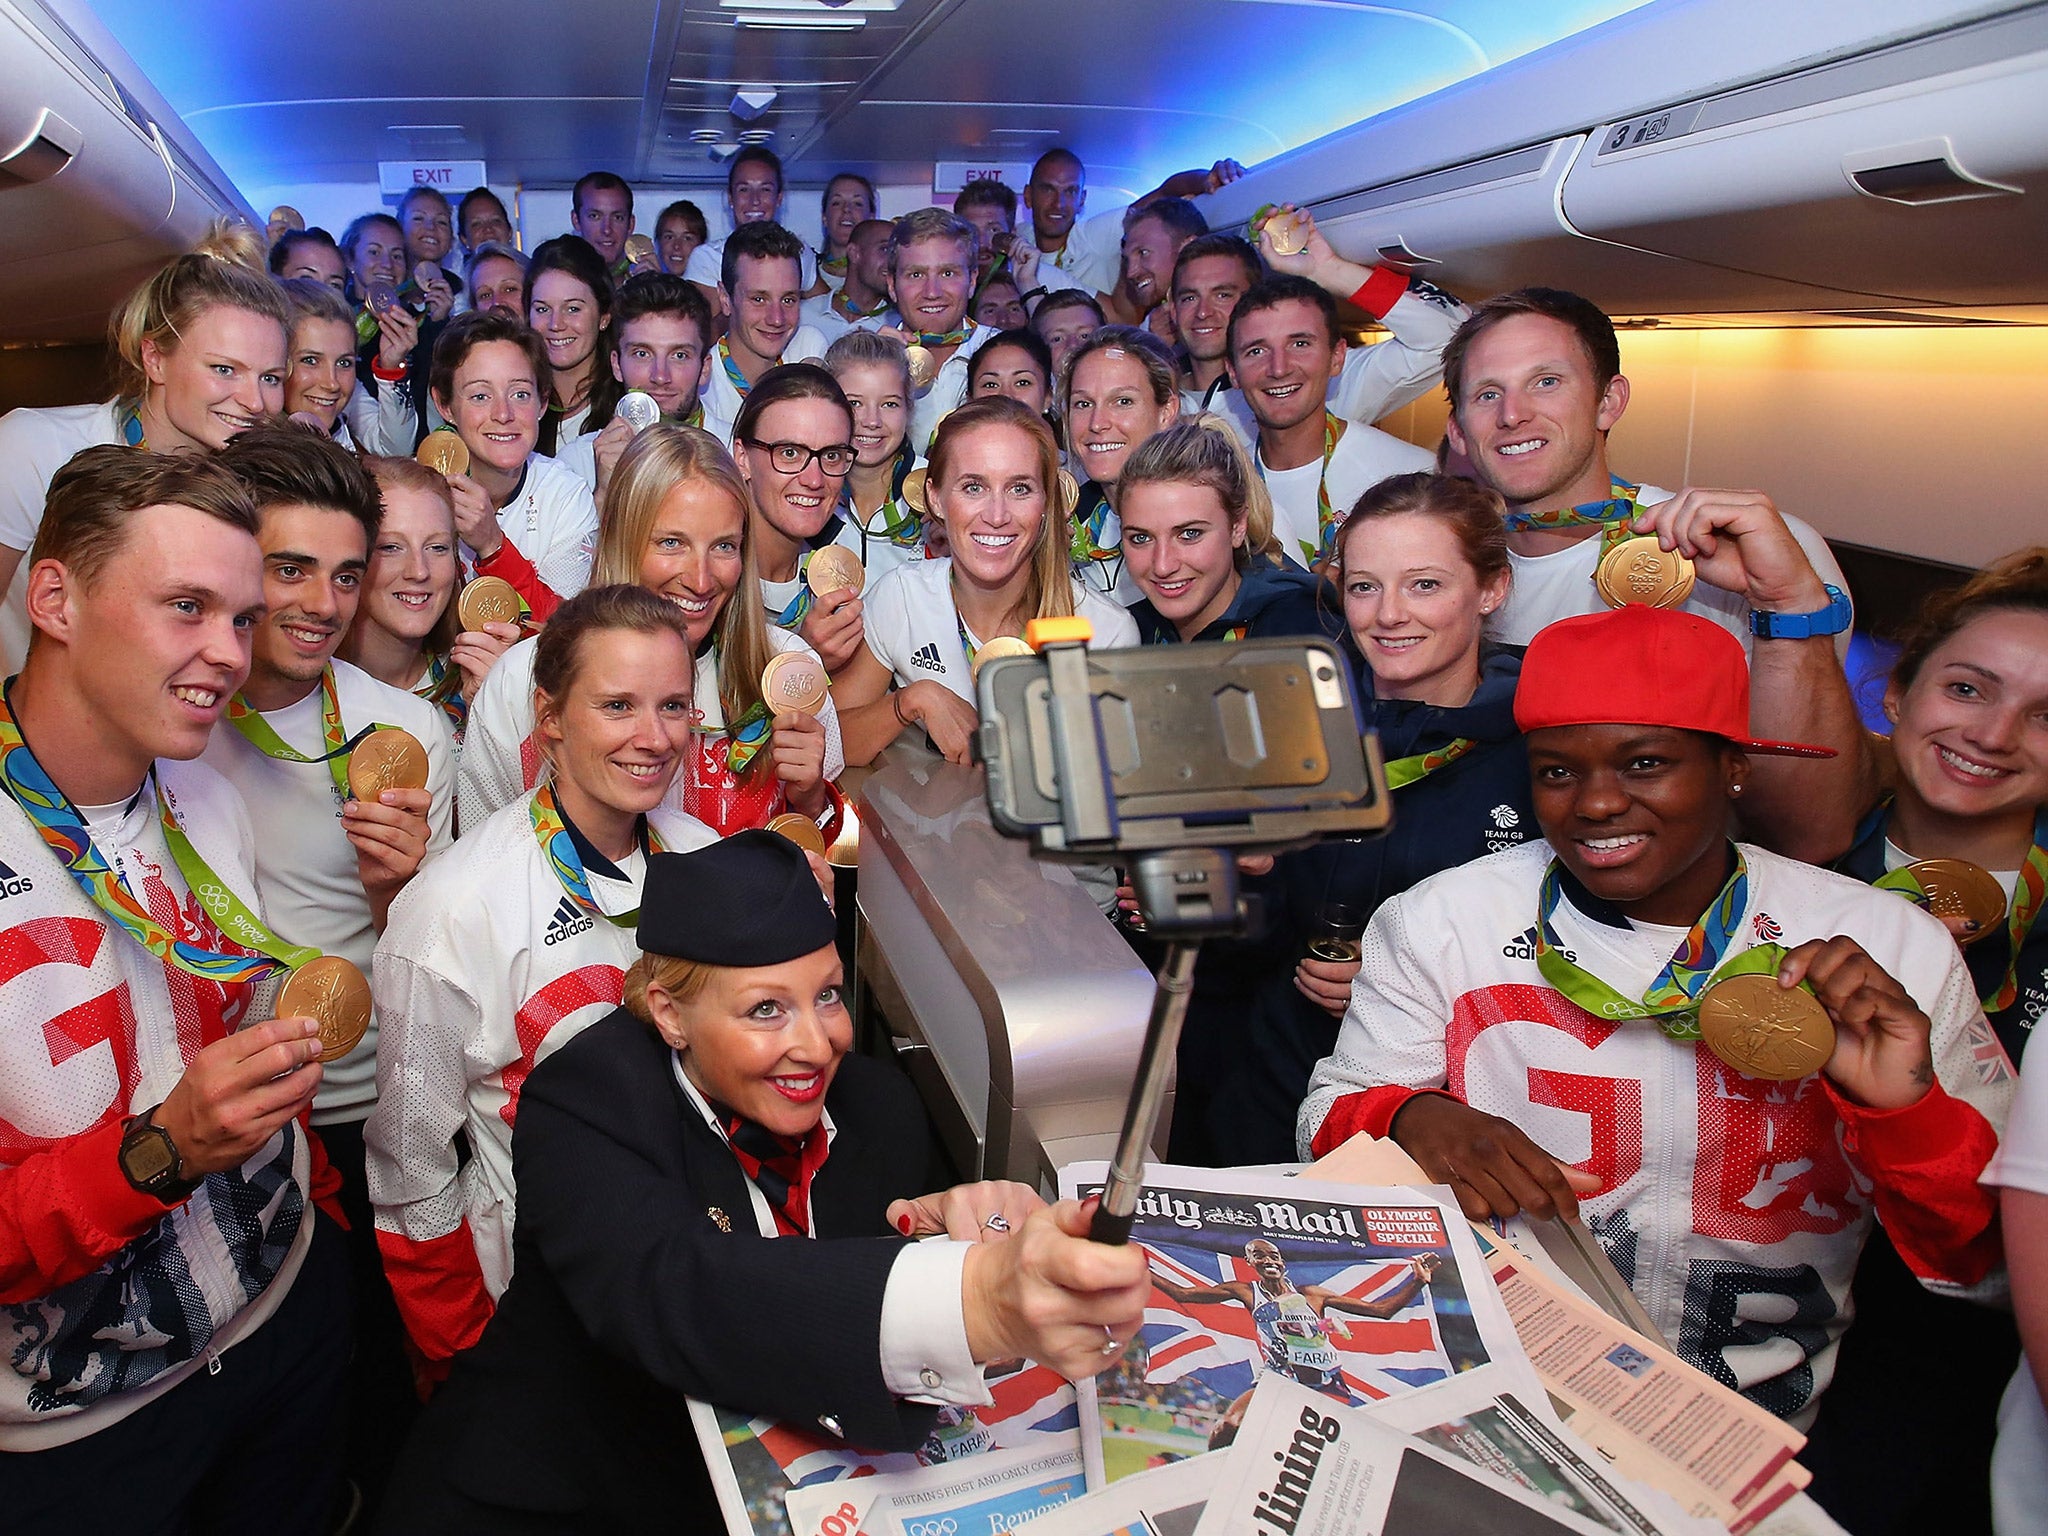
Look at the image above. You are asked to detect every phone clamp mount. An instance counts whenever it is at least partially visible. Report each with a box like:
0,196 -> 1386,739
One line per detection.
976,619 -> 1391,1244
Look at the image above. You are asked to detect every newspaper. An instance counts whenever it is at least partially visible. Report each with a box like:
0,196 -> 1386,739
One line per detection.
783,1442 -> 1087,1536
1057,1162 -> 1543,1488
690,1350 -> 1080,1536
994,1452 -> 1226,1536
1190,1373 -> 1620,1536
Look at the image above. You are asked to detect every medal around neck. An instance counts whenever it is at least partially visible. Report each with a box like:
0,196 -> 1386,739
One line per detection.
1594,535 -> 1695,610
970,635 -> 1033,681
615,390 -> 662,434
346,727 -> 429,801
1696,972 -> 1835,1081
904,344 -> 937,391
276,954 -> 374,1063
1907,858 -> 2007,941
760,651 -> 830,717
765,812 -> 827,858
457,575 -> 526,630
416,430 -> 470,479
805,545 -> 865,598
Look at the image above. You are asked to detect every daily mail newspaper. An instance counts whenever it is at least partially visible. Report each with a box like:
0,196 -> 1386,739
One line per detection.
1057,1163 -> 1540,1487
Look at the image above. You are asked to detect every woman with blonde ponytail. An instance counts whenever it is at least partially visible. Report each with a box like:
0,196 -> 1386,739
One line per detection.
0,219 -> 292,670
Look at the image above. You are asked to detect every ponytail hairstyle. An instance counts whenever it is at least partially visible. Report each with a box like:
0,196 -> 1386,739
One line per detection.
530,583 -> 694,779
1116,416 -> 1281,570
926,396 -> 1075,626
108,221 -> 292,410
1891,546 -> 2048,692
592,424 -> 777,772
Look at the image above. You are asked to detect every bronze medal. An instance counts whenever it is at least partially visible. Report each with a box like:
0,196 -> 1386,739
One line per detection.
1697,972 -> 1836,1082
901,466 -> 929,514
416,431 -> 471,479
278,955 -> 373,1063
366,280 -> 400,315
615,390 -> 662,433
457,575 -> 525,630
760,651 -> 830,718
412,260 -> 441,291
625,233 -> 657,266
1594,535 -> 1695,610
805,545 -> 865,598
1906,858 -> 2008,942
905,344 -> 937,391
970,635 -> 1034,681
347,727 -> 429,801
765,812 -> 827,858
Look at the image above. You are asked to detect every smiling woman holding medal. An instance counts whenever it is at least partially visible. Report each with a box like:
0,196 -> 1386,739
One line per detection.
367,585 -> 718,1385
1301,602 -> 2012,1428
376,830 -> 1150,1530
460,424 -> 845,840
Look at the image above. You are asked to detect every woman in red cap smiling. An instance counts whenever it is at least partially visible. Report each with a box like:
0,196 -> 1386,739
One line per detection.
1300,602 -> 2012,1427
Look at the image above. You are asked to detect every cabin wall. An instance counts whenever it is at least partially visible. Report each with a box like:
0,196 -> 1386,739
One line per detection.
1375,323 -> 2048,573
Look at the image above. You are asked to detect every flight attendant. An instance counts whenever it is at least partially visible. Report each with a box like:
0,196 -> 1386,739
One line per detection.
1060,326 -> 1183,605
1301,603 -> 2012,1427
524,236 -> 616,454
1206,472 -> 1530,1164
0,225 -> 290,672
338,456 -> 521,742
426,310 -> 599,620
832,397 -> 1138,767
1803,547 -> 2048,1534
367,585 -> 719,1382
460,424 -> 844,839
824,331 -> 931,581
375,830 -> 1151,1529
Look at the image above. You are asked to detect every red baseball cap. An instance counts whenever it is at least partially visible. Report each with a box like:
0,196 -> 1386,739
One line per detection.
1515,605 -> 1836,758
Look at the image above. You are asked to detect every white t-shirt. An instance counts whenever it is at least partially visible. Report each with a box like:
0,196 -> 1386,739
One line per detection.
199,660 -> 457,1124
1258,421 -> 1435,569
862,557 -> 1140,704
1037,206 -> 1126,297
458,630 -> 845,833
1985,1038 -> 2048,1531
699,327 -> 829,451
684,235 -> 820,294
801,292 -> 894,347
486,454 -> 598,601
1487,484 -> 1854,659
911,323 -> 999,456
0,400 -> 122,675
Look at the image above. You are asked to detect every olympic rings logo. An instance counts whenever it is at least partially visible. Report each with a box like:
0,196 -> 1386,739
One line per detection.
903,1521 -> 959,1536
196,884 -> 233,917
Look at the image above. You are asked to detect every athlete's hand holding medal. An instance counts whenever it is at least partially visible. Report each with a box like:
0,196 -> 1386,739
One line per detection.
341,726 -> 435,928
798,544 -> 867,676
373,296 -> 422,375
759,650 -> 833,820
1622,487 -> 1831,614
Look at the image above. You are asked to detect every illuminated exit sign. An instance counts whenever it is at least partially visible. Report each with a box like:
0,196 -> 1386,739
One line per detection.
379,160 -> 487,197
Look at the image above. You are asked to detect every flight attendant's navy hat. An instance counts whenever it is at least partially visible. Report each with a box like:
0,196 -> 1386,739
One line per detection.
638,831 -> 837,964
1515,605 -> 1836,758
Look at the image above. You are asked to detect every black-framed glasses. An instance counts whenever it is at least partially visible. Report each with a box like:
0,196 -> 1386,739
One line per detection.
743,438 -> 857,476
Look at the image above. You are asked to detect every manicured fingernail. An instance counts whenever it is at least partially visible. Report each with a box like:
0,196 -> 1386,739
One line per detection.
897,1215 -> 913,1235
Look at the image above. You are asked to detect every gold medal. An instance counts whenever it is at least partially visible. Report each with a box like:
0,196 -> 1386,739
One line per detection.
346,727 -> 429,801
805,545 -> 865,598
970,635 -> 1034,681
1265,210 -> 1308,257
765,812 -> 827,858
1593,535 -> 1695,610
905,344 -> 937,391
1906,858 -> 2008,942
277,955 -> 373,1063
901,467 -> 929,514
625,233 -> 657,267
1697,972 -> 1835,1082
457,575 -> 525,630
416,431 -> 470,479
760,651 -> 829,718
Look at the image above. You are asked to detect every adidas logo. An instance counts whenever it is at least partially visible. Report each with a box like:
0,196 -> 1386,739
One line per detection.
909,642 -> 945,673
543,894 -> 594,946
0,859 -> 32,899
1502,925 -> 1572,963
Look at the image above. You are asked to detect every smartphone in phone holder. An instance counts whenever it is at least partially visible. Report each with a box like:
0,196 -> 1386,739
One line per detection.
977,617 -> 1391,1242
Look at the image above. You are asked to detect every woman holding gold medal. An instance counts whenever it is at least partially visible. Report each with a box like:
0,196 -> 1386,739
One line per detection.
366,586 -> 719,1383
459,425 -> 845,840
831,396 -> 1139,768
1300,602 -> 2012,1428
1800,549 -> 2048,1532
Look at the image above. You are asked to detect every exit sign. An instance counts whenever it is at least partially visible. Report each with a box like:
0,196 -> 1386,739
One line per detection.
379,160 -> 487,197
932,161 -> 1034,195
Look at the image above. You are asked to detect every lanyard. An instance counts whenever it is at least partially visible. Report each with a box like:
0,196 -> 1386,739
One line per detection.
0,686 -> 315,982
717,338 -> 753,400
224,669 -> 367,804
956,611 -> 981,671
1309,413 -> 1349,568
415,654 -> 468,735
915,326 -> 969,348
529,782 -> 663,927
117,404 -> 147,450
1068,479 -> 1122,581
711,640 -> 774,775
1533,847 -> 1790,1041
1382,737 -> 1478,791
831,288 -> 888,323
772,553 -> 817,630
1503,477 -> 1642,555
1870,803 -> 2048,1013
848,447 -> 924,554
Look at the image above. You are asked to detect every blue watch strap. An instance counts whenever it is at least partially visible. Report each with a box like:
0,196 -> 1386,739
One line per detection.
1750,583 -> 1851,640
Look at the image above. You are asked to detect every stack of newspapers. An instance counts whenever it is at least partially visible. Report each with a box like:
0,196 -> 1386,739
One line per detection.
702,1156 -> 1848,1536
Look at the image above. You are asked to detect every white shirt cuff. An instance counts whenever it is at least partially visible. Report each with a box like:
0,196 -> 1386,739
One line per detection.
878,1238 -> 992,1408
